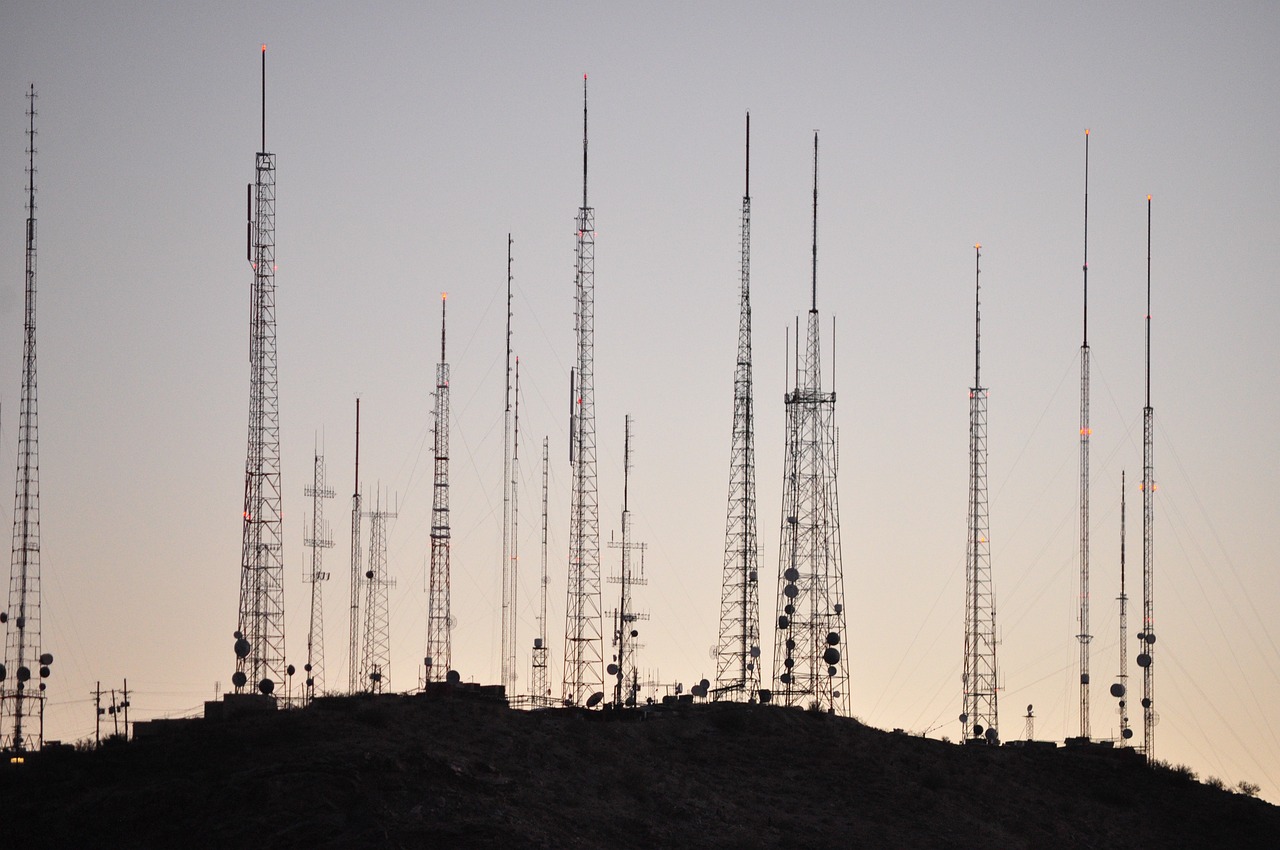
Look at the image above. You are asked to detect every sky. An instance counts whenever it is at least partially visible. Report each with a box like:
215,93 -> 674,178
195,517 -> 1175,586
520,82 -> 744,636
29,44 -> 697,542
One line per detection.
2,0 -> 1278,802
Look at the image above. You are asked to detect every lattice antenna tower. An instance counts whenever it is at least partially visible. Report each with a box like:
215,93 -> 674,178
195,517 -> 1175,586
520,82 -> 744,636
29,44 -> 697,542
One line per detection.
303,443 -> 335,701
347,399 -> 362,693
531,437 -> 551,700
508,357 -> 522,696
961,243 -> 999,744
714,113 -> 762,703
424,294 -> 452,685
1076,129 -> 1093,739
361,485 -> 397,693
1138,195 -> 1156,756
607,416 -> 648,708
2,85 -> 49,751
234,46 -> 287,698
1112,470 -> 1132,743
772,133 -> 850,715
562,74 -> 602,706
501,236 -> 518,695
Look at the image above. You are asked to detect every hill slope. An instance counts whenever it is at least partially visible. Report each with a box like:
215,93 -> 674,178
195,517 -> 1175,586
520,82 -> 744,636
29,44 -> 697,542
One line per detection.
2,694 -> 1275,848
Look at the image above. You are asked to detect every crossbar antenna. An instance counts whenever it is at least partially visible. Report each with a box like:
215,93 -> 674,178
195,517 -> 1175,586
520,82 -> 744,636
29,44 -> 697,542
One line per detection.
424,294 -> 453,685
1076,128 -> 1093,741
714,113 -> 762,702
2,84 -> 51,751
1138,195 -> 1157,757
960,243 -> 999,744
772,132 -> 850,715
562,74 -> 603,707
234,45 -> 287,699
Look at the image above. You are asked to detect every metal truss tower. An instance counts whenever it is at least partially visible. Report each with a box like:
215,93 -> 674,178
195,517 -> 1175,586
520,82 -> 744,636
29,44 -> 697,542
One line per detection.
361,490 -> 396,693
531,437 -> 550,700
347,399 -> 362,694
1138,195 -> 1157,757
1112,470 -> 1132,744
2,86 -> 48,751
303,447 -> 335,701
501,236 -> 518,695
772,134 -> 850,716
234,46 -> 287,698
961,243 -> 998,744
714,113 -> 762,703
1076,129 -> 1093,740
607,416 -> 647,708
562,75 -> 602,707
424,295 -> 452,685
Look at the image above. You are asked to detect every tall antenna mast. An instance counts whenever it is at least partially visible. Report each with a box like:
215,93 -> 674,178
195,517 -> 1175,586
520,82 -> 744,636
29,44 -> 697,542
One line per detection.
303,444 -> 335,702
1076,128 -> 1093,741
1112,470 -> 1132,743
608,416 -> 647,708
509,358 -> 522,697
501,236 -> 517,696
563,74 -> 603,706
347,399 -> 362,693
714,112 -> 762,702
961,243 -> 999,744
360,486 -> 396,692
234,45 -> 287,699
424,294 -> 453,685
772,132 -> 850,715
2,84 -> 51,751
530,437 -> 551,701
1138,194 -> 1157,756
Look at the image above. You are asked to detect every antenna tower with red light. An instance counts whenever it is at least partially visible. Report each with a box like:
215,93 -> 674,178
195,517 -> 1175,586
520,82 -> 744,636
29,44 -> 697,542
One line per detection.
714,113 -> 762,703
563,75 -> 603,706
771,133 -> 850,715
234,46 -> 288,698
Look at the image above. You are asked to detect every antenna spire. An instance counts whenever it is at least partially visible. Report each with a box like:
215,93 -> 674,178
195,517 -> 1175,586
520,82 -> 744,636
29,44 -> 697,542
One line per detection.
1083,128 -> 1089,346
810,131 -> 818,312
974,243 -> 982,388
261,44 -> 267,153
745,112 -> 751,199
582,74 -> 589,210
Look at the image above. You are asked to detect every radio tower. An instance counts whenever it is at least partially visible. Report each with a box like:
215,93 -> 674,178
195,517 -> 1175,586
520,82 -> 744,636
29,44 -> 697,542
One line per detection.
347,399 -> 362,694
1076,128 -> 1093,740
714,113 -> 762,703
501,236 -> 518,695
1112,470 -> 1132,744
234,46 -> 287,698
563,74 -> 602,707
961,243 -> 999,744
424,294 -> 452,685
303,447 -> 335,701
607,416 -> 647,708
2,86 -> 49,751
772,133 -> 849,716
531,437 -> 550,701
361,488 -> 396,693
1138,195 -> 1157,757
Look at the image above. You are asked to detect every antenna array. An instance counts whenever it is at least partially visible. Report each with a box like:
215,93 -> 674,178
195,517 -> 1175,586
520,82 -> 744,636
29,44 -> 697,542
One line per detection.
607,416 -> 647,708
771,133 -> 850,715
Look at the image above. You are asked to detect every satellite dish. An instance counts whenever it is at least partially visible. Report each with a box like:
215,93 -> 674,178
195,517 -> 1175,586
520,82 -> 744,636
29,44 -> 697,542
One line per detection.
787,515 -> 798,525
232,671 -> 247,688
0,612 -> 6,623
304,663 -> 313,673
1136,632 -> 1146,641
784,604 -> 795,615
783,584 -> 798,599
16,666 -> 30,682
39,665 -> 49,678
832,690 -> 841,698
750,646 -> 761,659
785,638 -> 796,651
1122,727 -> 1134,739
784,567 -> 800,582
827,666 -> 837,676
258,678 -> 275,695
748,570 -> 758,582
1137,653 -> 1152,668
1144,633 -> 1156,645
607,663 -> 620,676
306,677 -> 315,687
777,615 -> 790,629
585,691 -> 605,708
446,670 -> 461,684
779,673 -> 792,685
700,679 -> 710,690
0,663 -> 5,681
959,713 -> 968,724
973,724 -> 984,737
783,657 -> 794,668
822,647 -> 840,666
1027,704 -> 1033,714
234,638 -> 252,659
233,630 -> 243,640
985,727 -> 998,743
1141,697 -> 1151,709
39,653 -> 53,665
370,671 -> 382,683
1110,683 -> 1125,698
746,663 -> 754,672
758,688 -> 772,703
826,632 -> 840,646
365,570 -> 374,579
286,664 -> 296,677
449,616 -> 458,630
630,629 -> 638,638
833,603 -> 843,615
